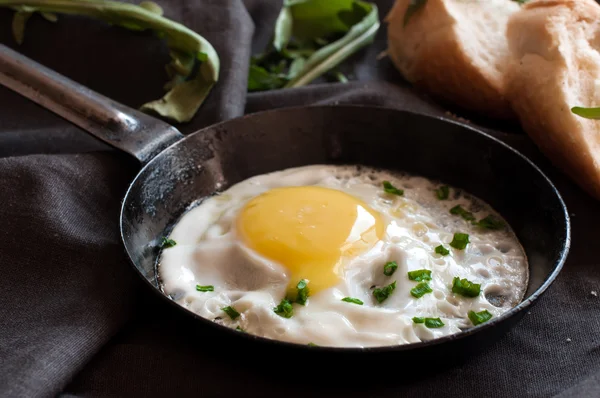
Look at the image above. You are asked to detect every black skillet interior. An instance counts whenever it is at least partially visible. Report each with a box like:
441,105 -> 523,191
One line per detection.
120,105 -> 569,365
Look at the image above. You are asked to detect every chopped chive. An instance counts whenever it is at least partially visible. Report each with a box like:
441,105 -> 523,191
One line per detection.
435,245 -> 450,256
160,237 -> 177,248
435,185 -> 449,200
236,326 -> 246,332
468,310 -> 493,326
425,317 -> 444,328
308,342 -> 318,346
449,232 -> 470,250
274,298 -> 294,318
373,281 -> 397,303
410,282 -> 433,298
295,279 -> 310,305
196,285 -> 214,292
475,215 -> 505,230
383,261 -> 398,276
341,297 -> 364,305
383,181 -> 404,196
222,306 -> 240,320
413,317 -> 444,328
450,205 -> 476,222
452,277 -> 481,297
407,269 -> 432,282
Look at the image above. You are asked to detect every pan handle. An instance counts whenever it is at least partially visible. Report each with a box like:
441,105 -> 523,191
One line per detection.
0,44 -> 184,165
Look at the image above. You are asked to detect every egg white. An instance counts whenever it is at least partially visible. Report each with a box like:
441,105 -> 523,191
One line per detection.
159,165 -> 528,348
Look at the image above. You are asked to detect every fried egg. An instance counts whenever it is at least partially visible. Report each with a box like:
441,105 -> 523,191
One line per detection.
159,165 -> 528,348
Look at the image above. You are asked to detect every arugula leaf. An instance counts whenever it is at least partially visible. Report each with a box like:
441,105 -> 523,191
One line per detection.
248,64 -> 288,92
404,0 -> 427,27
249,0 -> 379,91
1,0 -> 219,123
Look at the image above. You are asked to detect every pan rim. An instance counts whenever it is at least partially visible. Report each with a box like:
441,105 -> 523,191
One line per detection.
119,104 -> 571,354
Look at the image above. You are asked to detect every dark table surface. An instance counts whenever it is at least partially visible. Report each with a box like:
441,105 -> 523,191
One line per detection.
1,1 -> 599,397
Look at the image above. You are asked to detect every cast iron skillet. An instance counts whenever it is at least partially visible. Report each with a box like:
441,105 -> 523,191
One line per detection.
0,44 -> 570,363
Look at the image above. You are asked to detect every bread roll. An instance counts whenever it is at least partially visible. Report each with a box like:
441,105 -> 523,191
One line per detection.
386,0 -> 520,119
505,0 -> 600,200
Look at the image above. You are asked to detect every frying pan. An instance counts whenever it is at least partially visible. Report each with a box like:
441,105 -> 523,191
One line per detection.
0,44 -> 570,363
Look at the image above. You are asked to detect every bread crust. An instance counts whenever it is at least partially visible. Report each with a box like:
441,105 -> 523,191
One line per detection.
506,0 -> 600,199
386,0 -> 519,119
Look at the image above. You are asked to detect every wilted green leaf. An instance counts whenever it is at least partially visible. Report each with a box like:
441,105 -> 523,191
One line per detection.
0,0 -> 220,123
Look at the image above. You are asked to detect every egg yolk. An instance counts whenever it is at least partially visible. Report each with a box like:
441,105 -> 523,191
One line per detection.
236,186 -> 384,295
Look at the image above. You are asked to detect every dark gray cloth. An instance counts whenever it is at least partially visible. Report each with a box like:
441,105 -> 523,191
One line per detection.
0,1 -> 599,397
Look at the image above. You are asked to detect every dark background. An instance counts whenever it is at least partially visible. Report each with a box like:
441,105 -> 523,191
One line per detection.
0,1 -> 599,397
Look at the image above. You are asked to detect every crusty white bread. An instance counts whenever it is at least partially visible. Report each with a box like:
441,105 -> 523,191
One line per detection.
386,0 -> 520,119
505,0 -> 600,200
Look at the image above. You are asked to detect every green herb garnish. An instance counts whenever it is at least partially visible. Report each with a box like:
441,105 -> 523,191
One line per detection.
435,185 -> 449,200
424,317 -> 444,328
249,0 -> 379,92
295,279 -> 310,305
383,261 -> 398,276
449,233 -> 470,250
572,106 -> 600,119
342,297 -> 364,305
196,285 -> 214,292
413,317 -> 444,328
383,181 -> 404,196
2,0 -> 220,123
407,269 -> 432,282
373,281 -> 397,303
410,282 -> 433,298
308,342 -> 318,346
160,237 -> 177,249
468,310 -> 493,326
450,205 -> 476,222
236,326 -> 246,332
274,298 -> 294,318
404,0 -> 427,26
222,306 -> 240,320
452,277 -> 481,298
475,215 -> 505,230
435,245 -> 450,256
